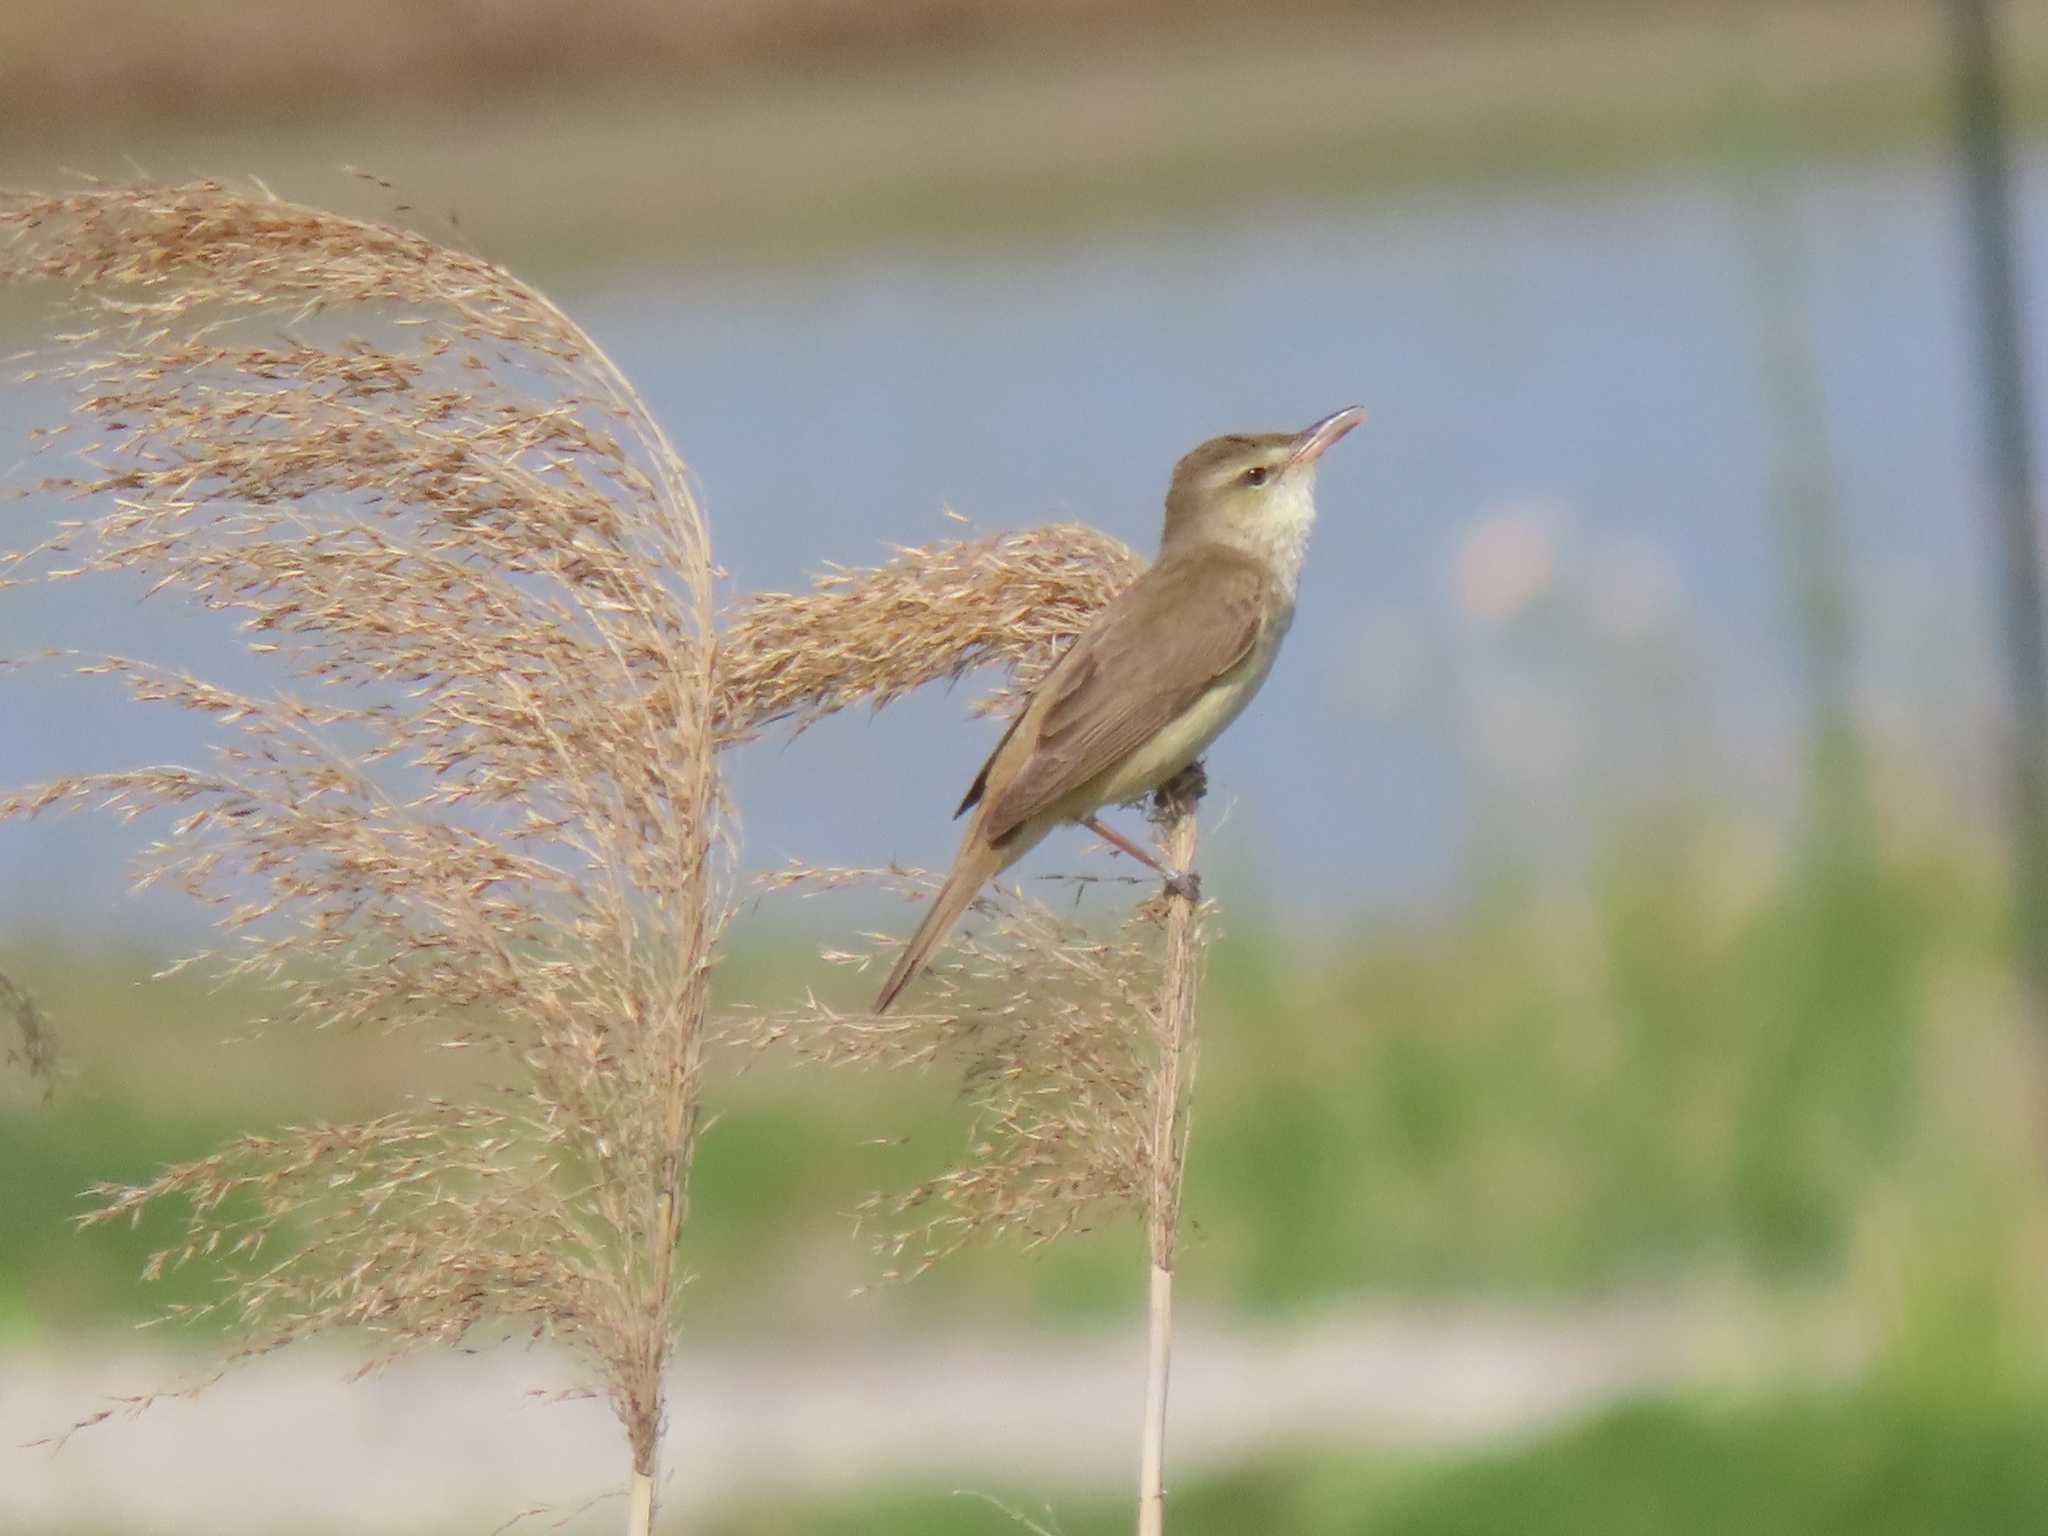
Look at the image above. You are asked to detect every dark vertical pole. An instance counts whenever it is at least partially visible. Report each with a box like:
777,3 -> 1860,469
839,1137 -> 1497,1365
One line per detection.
1949,0 -> 2048,1017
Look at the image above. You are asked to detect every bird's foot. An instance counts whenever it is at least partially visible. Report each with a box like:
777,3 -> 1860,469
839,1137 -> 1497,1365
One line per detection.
1153,759 -> 1209,820
1163,867 -> 1202,904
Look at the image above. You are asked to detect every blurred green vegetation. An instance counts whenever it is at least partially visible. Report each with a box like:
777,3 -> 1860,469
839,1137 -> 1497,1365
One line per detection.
0,1100 -> 251,1336
4,787 -> 2035,1338
701,1386 -> 2048,1535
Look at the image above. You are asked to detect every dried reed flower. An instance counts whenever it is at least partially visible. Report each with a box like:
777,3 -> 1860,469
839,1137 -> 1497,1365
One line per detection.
712,511 -> 1190,1299
716,521 -> 1140,738
716,525 -> 1218,1290
733,861 -> 1188,1272
4,179 -> 721,1533
727,547 -> 1212,1536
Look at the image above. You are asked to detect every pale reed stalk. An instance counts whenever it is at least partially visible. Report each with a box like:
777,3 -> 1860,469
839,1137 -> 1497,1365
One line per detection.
627,1471 -> 657,1536
1138,769 -> 1203,1536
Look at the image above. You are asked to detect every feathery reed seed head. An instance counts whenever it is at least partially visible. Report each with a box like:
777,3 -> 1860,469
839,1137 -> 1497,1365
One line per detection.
728,852 -> 1209,1280
3,181 -> 723,1443
715,522 -> 1141,738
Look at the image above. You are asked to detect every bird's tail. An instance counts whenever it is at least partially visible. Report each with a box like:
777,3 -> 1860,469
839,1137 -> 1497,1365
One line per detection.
874,836 -> 1008,1013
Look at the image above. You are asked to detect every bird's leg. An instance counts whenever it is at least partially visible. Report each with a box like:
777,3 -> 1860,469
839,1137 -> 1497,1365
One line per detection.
1081,814 -> 1201,902
1082,814 -> 1172,875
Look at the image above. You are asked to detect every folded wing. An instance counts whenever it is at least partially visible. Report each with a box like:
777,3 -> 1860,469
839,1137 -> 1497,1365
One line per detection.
975,545 -> 1271,843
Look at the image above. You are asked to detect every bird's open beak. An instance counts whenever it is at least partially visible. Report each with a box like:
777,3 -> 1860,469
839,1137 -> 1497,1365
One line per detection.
1287,405 -> 1367,470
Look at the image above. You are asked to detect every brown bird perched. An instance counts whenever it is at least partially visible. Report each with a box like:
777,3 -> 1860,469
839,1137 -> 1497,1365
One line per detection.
873,406 -> 1365,1012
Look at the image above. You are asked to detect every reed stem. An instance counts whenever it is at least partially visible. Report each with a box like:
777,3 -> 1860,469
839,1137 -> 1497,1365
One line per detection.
1137,765 -> 1204,1534
626,1469 -> 656,1536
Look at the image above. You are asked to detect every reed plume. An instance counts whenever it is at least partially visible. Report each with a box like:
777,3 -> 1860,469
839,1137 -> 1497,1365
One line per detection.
723,535 -> 1213,1532
3,179 -> 720,1533
715,519 -> 1141,740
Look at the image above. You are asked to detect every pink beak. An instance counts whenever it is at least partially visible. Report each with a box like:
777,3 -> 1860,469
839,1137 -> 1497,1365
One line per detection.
1287,405 -> 1367,470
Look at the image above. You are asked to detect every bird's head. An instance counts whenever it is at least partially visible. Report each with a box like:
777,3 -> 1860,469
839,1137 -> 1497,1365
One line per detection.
1160,406 -> 1365,562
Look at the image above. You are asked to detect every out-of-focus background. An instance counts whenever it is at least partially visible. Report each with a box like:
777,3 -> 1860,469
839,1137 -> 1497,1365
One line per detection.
6,1 -> 2048,1531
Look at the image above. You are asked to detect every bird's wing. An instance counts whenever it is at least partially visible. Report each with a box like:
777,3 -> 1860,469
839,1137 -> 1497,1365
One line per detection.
955,706 -> 1026,819
978,545 -> 1271,843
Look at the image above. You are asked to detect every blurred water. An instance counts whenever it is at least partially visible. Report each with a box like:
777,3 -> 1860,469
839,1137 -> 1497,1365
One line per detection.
1,148 -> 2042,944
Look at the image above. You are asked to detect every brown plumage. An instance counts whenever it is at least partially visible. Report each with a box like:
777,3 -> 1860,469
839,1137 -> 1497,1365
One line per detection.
874,407 -> 1364,1012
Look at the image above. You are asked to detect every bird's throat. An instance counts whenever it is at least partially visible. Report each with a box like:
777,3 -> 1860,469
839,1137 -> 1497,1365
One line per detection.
1242,474 -> 1318,603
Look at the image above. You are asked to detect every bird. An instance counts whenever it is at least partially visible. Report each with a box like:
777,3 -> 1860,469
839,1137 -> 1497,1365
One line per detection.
872,405 -> 1365,1012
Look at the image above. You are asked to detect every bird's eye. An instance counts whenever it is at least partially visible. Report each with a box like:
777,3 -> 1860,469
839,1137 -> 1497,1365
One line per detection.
1243,466 -> 1270,487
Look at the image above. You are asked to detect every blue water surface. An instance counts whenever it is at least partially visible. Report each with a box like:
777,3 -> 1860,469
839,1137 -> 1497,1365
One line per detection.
1,148 -> 2041,946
